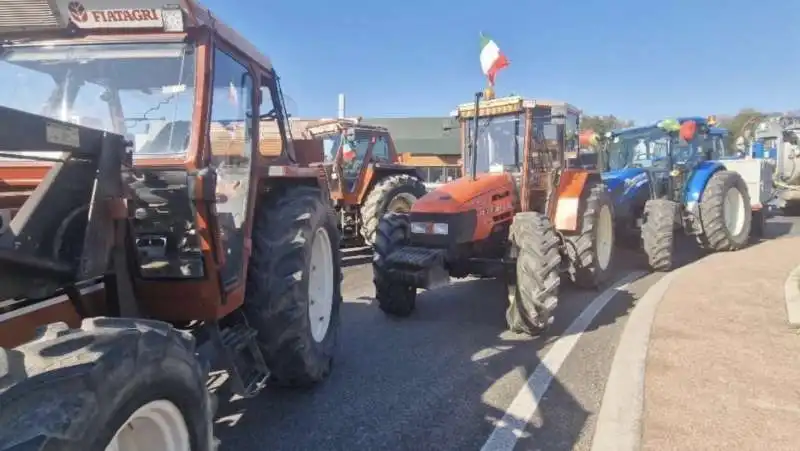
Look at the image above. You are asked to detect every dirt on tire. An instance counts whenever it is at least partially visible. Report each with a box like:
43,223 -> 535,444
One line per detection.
244,185 -> 343,387
0,318 -> 213,450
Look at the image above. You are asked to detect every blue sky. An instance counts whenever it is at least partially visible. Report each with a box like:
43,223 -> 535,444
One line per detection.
204,0 -> 799,123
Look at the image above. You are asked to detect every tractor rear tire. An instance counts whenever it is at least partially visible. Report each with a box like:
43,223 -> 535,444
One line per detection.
641,199 -> 678,272
373,212 -> 417,317
244,185 -> 343,387
0,318 -> 213,451
506,212 -> 561,336
698,170 -> 752,251
564,183 -> 615,289
361,174 -> 427,247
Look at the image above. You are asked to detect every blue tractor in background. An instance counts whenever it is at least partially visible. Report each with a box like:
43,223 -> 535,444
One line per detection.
592,117 -> 761,271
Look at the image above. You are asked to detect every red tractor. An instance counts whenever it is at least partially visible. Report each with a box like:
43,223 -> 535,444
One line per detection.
373,92 -> 616,335
0,1 -> 342,449
303,118 -> 428,247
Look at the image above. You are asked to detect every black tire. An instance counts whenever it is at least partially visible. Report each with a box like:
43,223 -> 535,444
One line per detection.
641,199 -> 678,272
373,212 -> 417,317
563,183 -> 616,288
698,170 -> 752,251
244,185 -> 343,387
506,212 -> 561,336
0,318 -> 213,451
361,174 -> 427,246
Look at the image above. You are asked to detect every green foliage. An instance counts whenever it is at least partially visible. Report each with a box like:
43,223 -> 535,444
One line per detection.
717,108 -> 764,151
580,114 -> 634,149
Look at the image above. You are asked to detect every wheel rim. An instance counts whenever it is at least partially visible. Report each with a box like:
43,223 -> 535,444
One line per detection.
386,193 -> 416,214
105,400 -> 190,451
308,226 -> 334,343
596,204 -> 614,270
723,187 -> 747,236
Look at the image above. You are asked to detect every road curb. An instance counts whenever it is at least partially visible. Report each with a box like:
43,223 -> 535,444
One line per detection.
784,264 -> 800,328
589,268 -> 683,451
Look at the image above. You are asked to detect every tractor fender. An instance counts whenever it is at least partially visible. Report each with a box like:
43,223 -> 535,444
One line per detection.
683,160 -> 726,209
553,170 -> 604,232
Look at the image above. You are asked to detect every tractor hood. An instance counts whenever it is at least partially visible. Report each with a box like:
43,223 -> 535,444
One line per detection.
411,173 -> 514,213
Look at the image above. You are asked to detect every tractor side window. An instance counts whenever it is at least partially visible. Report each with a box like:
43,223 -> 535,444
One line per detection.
428,166 -> 443,182
208,48 -> 255,287
258,75 -> 288,158
371,135 -> 391,162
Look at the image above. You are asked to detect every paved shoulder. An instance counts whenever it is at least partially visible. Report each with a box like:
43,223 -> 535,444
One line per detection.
595,237 -> 800,451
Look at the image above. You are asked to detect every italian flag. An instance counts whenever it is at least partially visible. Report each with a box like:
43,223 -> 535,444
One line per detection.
480,34 -> 509,86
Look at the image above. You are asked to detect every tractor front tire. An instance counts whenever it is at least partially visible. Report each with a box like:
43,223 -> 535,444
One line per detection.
373,212 -> 417,317
0,318 -> 213,451
244,185 -> 343,387
564,183 -> 615,289
361,174 -> 427,247
506,212 -> 561,336
698,170 -> 752,251
641,199 -> 678,272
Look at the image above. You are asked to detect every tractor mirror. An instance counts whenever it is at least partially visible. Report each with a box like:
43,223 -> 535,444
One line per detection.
679,121 -> 697,141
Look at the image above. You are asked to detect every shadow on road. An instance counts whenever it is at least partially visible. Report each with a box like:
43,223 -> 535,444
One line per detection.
211,259 -> 653,450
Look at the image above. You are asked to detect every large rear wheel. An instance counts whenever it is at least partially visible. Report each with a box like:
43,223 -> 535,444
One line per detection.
698,170 -> 752,251
0,319 -> 213,451
506,212 -> 561,336
244,185 -> 343,387
564,183 -> 615,288
361,174 -> 427,247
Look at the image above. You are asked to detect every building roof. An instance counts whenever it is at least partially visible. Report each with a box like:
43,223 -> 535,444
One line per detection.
361,117 -> 460,156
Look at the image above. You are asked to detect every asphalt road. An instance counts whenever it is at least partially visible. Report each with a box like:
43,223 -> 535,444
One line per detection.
214,215 -> 800,451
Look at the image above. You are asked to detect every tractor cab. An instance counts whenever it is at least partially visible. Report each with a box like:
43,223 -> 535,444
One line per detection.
450,93 -> 581,214
303,118 -> 427,246
0,0 -> 304,320
599,117 -> 726,199
305,119 -> 397,195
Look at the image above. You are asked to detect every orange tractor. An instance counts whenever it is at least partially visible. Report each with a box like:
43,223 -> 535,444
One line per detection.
0,1 -> 342,449
373,92 -> 616,335
303,118 -> 427,246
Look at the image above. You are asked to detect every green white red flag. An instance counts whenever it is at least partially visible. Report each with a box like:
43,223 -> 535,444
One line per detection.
480,34 -> 509,86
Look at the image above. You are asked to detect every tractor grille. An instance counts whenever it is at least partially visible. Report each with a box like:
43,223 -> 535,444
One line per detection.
0,0 -> 62,30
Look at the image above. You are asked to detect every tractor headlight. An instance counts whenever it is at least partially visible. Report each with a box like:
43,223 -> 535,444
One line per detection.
432,223 -> 449,235
410,222 -> 427,234
410,221 -> 449,235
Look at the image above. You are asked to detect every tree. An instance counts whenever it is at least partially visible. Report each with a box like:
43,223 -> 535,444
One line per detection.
580,115 -> 634,149
717,108 -> 764,151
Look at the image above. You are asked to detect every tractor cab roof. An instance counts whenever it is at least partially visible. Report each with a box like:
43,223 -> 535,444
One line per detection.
450,95 -> 580,119
0,0 -> 272,71
304,118 -> 389,138
611,116 -> 728,139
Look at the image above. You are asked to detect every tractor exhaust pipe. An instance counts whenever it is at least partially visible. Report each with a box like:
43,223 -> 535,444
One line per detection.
470,91 -> 483,180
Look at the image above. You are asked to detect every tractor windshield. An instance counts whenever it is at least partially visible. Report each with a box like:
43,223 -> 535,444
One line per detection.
607,127 -> 693,170
0,41 -> 195,159
464,113 -> 523,175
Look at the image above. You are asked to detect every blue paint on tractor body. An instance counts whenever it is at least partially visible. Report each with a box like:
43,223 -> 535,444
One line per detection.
683,160 -> 725,204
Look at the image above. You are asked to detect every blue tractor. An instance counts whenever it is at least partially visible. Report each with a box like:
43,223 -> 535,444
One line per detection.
594,117 -> 755,271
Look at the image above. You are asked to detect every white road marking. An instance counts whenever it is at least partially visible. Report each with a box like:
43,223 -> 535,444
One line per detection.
480,271 -> 647,451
